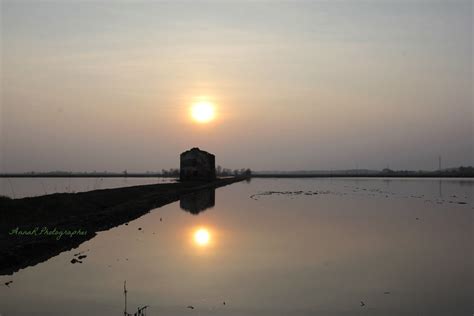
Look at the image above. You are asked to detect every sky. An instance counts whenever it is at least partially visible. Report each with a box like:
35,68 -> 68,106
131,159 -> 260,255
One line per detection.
1,0 -> 472,172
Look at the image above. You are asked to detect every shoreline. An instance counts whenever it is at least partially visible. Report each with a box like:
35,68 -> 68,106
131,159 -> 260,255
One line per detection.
0,177 -> 247,275
252,174 -> 474,178
1,173 -> 473,179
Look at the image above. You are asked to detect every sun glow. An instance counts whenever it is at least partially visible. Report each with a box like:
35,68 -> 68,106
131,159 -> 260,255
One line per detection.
194,228 -> 210,246
191,101 -> 215,123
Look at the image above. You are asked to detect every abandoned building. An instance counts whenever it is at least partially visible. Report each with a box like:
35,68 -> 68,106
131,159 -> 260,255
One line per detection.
180,147 -> 216,181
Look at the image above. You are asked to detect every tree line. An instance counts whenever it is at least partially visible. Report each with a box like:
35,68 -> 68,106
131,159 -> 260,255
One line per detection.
216,166 -> 252,177
160,166 -> 252,177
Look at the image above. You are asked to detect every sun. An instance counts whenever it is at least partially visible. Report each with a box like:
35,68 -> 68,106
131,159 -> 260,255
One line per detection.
194,228 -> 210,246
191,101 -> 215,123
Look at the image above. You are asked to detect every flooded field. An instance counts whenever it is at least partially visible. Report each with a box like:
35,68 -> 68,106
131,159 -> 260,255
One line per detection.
0,177 -> 176,199
0,178 -> 472,315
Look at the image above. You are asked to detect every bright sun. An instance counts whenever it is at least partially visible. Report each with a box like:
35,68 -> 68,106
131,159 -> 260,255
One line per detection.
191,102 -> 215,123
194,228 -> 210,246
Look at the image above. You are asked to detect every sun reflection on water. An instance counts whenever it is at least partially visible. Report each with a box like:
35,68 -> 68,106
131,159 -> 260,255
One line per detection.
193,227 -> 211,247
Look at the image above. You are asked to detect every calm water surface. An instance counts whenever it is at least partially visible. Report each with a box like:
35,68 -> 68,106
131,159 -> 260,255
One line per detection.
0,177 -> 176,198
0,178 -> 472,315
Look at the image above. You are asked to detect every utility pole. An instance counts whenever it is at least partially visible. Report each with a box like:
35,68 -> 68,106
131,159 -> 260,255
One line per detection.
124,281 -> 128,316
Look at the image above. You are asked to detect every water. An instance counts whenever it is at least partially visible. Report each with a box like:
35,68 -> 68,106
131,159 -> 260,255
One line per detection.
0,177 -> 177,199
0,178 -> 472,315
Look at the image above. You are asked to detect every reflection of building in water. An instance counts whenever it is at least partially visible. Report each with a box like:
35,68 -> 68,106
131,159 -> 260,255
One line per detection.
180,188 -> 215,214
180,147 -> 216,181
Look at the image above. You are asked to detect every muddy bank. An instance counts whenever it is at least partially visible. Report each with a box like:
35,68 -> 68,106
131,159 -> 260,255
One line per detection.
0,177 -> 246,275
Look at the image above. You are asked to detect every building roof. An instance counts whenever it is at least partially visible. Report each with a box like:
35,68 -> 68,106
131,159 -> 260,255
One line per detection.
180,147 -> 215,158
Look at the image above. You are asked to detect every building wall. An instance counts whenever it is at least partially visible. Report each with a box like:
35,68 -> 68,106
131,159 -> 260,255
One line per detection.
180,148 -> 216,181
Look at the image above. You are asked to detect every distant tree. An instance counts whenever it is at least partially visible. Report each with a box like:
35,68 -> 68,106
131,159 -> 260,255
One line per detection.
162,168 -> 179,177
170,168 -> 180,177
215,166 -> 252,177
0,195 -> 12,201
222,168 -> 232,176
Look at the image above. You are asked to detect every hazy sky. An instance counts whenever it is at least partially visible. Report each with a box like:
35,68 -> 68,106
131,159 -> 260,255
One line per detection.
1,0 -> 472,172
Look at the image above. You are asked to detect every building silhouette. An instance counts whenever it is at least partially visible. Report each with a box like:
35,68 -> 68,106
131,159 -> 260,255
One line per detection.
180,147 -> 216,181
